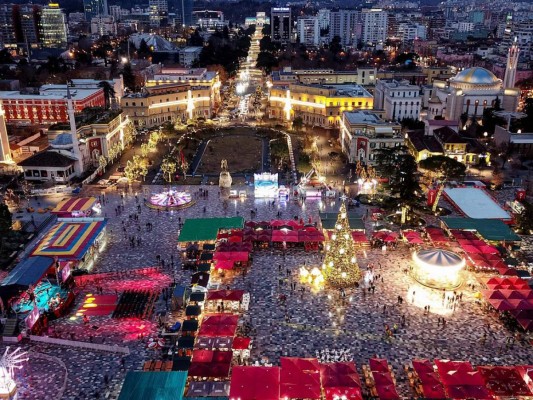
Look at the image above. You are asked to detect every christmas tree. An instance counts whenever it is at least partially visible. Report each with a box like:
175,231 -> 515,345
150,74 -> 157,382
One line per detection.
322,199 -> 361,288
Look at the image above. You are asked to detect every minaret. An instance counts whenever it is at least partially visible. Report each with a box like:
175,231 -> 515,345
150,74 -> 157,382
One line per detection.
503,37 -> 519,89
0,101 -> 12,163
66,85 -> 84,175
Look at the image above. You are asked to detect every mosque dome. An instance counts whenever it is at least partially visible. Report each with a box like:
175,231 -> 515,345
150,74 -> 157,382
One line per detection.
449,67 -> 501,90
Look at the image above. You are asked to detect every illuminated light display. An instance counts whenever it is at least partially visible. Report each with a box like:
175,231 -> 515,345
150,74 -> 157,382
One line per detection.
411,248 -> 465,290
146,190 -> 194,210
322,201 -> 361,288
0,347 -> 28,399
254,173 -> 279,198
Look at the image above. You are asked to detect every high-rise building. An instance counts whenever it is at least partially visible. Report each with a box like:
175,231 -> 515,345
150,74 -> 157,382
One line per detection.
175,0 -> 193,26
84,0 -> 108,20
149,0 -> 168,27
0,4 -> 43,49
39,3 -> 67,48
362,8 -> 388,45
317,9 -> 330,30
297,17 -> 319,47
271,7 -> 291,44
329,9 -> 359,46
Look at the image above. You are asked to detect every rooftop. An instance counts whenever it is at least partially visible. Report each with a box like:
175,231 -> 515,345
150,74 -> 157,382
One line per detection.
434,126 -> 468,144
344,111 -> 398,127
49,108 -> 121,130
0,87 -> 101,101
510,133 -> 533,144
18,150 -> 77,167
407,130 -> 443,153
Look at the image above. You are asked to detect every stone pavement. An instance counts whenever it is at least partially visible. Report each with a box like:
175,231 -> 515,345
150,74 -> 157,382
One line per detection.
5,184 -> 532,399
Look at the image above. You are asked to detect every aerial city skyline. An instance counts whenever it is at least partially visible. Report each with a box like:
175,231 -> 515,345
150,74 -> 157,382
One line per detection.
0,0 -> 532,399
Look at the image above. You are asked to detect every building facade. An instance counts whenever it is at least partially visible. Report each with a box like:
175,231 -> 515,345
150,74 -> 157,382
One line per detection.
340,111 -> 403,164
429,67 -> 520,121
84,0 -> 108,20
0,87 -> 105,125
329,10 -> 360,47
39,4 -> 67,48
374,79 -> 422,121
120,83 -> 213,127
362,9 -> 388,45
297,17 -> 320,47
271,7 -> 291,44
268,83 -> 373,129
176,0 -> 193,26
271,67 -> 377,87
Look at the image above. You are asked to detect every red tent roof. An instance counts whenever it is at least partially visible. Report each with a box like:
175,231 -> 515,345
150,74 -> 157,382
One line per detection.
280,358 -> 321,400
232,337 -> 251,350
199,314 -> 239,337
320,362 -> 361,388
206,290 -> 245,302
323,387 -> 362,400
230,366 -> 280,400
369,358 -> 390,372
189,350 -> 233,378
478,366 -> 532,397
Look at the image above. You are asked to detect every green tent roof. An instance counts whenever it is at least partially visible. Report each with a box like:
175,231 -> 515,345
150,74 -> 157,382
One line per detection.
319,212 -> 365,231
118,371 -> 187,400
441,217 -> 521,242
178,217 -> 244,242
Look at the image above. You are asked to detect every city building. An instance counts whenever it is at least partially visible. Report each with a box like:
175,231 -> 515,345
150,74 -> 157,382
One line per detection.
39,3 -> 68,48
406,126 -> 489,165
84,0 -> 108,20
340,111 -> 403,164
176,0 -> 193,26
120,83 -> 214,128
271,7 -> 292,44
329,10 -> 360,47
149,0 -> 167,27
178,47 -> 203,67
374,79 -> 422,121
47,109 -> 133,166
297,17 -> 320,47
90,16 -> 117,36
193,10 -> 225,29
0,86 -> 105,125
362,9 -> 388,45
0,4 -> 41,48
271,67 -> 377,87
397,22 -> 426,42
493,126 -> 533,156
145,67 -> 220,104
317,9 -> 330,30
268,83 -> 373,129
428,67 -> 520,121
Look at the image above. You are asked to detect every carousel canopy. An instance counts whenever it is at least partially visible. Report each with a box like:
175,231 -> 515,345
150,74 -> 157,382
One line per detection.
178,217 -> 244,243
51,197 -> 97,215
441,218 -> 521,242
30,219 -> 107,260
415,249 -> 464,268
118,371 -> 187,400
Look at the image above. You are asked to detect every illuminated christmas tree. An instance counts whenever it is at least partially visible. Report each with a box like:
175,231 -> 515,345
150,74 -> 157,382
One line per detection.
322,199 -> 361,288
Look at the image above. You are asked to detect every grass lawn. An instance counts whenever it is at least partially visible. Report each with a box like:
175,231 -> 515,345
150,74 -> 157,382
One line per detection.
196,135 -> 262,174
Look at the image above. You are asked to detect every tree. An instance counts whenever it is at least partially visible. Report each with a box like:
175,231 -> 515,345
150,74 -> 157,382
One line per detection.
400,117 -> 424,131
0,49 -> 14,64
373,145 -> 408,178
292,116 -> 303,132
98,155 -> 108,172
321,201 -> 361,288
515,201 -> 533,234
121,63 -> 139,91
261,24 -> 270,36
0,203 -> 12,250
419,155 -> 466,182
329,36 -> 343,55
123,122 -> 136,147
390,153 -> 421,207
138,39 -> 152,59
161,156 -> 177,183
140,143 -> 150,158
98,81 -> 115,109
189,29 -> 204,46
256,51 -> 278,74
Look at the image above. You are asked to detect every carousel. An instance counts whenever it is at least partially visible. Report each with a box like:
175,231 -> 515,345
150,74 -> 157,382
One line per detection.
411,248 -> 465,290
146,189 -> 195,210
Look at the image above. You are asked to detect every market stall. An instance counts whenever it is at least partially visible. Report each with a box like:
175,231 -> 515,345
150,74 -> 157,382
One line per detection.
230,366 -> 280,400
51,197 -> 100,218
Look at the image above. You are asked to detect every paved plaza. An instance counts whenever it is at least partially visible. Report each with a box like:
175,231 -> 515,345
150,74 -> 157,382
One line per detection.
2,184 -> 532,399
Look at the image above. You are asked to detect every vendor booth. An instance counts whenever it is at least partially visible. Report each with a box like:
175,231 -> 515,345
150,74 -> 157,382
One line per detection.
30,218 -> 108,271
51,197 -> 101,218
254,173 -> 279,198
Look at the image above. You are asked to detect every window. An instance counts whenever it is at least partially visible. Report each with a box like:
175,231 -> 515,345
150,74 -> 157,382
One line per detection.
25,170 -> 32,177
370,142 -> 376,148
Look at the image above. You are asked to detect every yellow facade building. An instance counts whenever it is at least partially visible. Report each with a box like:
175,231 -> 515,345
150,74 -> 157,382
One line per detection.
268,83 -> 374,129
